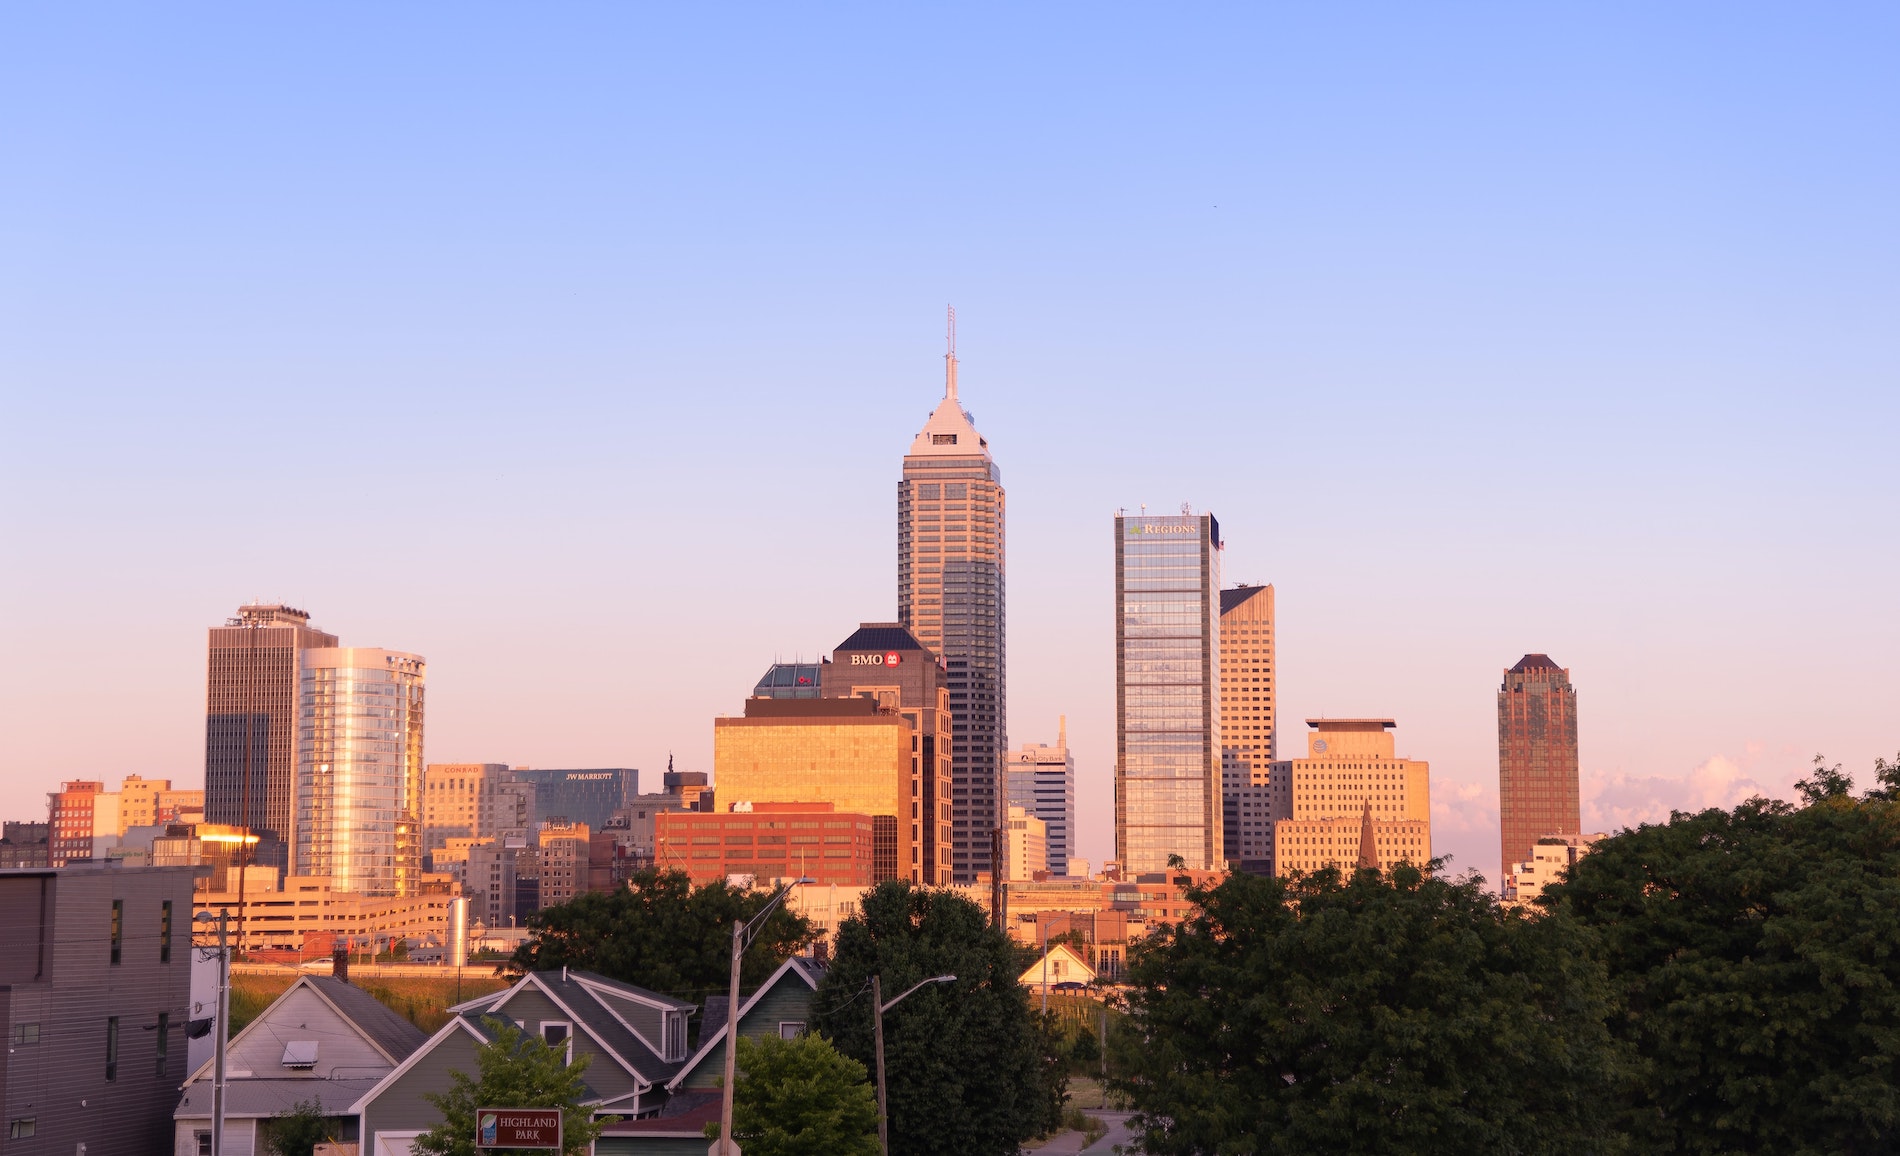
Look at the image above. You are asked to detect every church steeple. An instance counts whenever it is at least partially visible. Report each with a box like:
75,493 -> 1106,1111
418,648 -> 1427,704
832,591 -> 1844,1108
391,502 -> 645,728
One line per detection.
1357,799 -> 1379,871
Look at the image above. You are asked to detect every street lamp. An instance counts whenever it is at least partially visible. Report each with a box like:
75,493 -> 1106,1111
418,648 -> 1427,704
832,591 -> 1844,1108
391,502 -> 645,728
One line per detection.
714,878 -> 813,1156
193,910 -> 231,1156
872,974 -> 956,1156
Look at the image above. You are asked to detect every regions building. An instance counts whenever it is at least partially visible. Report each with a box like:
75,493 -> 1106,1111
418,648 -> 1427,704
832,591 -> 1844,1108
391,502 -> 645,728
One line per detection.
205,604 -> 339,863
897,312 -> 1008,883
295,648 -> 426,897
1498,654 -> 1581,884
656,803 -> 877,887
1115,510 -> 1224,874
0,864 -> 199,1155
1219,584 -> 1280,874
819,623 -> 955,885
714,696 -> 917,883
1273,719 -> 1431,875
1009,721 -> 1076,877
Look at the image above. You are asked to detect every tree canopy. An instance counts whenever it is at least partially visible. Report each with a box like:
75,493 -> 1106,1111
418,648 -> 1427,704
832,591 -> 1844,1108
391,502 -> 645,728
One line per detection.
506,869 -> 811,1001
813,881 -> 1065,1156
1544,753 -> 1900,1154
712,1031 -> 880,1156
412,1019 -> 603,1156
1113,862 -> 1621,1155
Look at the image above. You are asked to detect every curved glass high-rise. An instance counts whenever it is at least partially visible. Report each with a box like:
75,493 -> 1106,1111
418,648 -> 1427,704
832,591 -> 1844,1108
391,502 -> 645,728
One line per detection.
296,648 -> 426,896
898,314 -> 1006,884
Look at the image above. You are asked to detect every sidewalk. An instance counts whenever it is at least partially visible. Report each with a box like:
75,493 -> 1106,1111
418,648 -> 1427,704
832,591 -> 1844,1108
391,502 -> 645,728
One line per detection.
1033,1110 -> 1136,1155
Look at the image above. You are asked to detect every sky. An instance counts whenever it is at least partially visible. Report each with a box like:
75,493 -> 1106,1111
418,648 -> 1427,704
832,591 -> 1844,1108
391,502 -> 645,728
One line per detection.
2,5 -> 1896,884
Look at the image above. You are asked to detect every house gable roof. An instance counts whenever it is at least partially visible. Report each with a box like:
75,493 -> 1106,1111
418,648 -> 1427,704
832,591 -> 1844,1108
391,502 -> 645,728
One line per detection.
665,956 -> 822,1092
181,975 -> 426,1086
1018,943 -> 1097,988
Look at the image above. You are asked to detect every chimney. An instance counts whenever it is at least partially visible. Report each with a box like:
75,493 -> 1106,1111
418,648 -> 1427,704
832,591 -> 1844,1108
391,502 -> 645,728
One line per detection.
332,946 -> 349,984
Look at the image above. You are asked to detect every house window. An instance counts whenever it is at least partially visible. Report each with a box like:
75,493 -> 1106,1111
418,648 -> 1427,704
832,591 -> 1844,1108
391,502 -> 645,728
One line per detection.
196,1130 -> 211,1155
111,899 -> 123,965
663,1011 -> 686,1061
105,1016 -> 119,1081
778,1022 -> 805,1040
542,1021 -> 572,1064
161,900 -> 174,962
11,1023 -> 39,1045
8,1120 -> 35,1140
156,1012 -> 170,1075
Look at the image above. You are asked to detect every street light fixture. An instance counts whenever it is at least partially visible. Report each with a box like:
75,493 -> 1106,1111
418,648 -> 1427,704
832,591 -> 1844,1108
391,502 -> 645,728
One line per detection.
872,974 -> 956,1156
713,877 -> 814,1156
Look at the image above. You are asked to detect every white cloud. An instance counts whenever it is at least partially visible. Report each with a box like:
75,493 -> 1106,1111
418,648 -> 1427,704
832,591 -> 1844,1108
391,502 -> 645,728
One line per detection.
1581,754 -> 1785,833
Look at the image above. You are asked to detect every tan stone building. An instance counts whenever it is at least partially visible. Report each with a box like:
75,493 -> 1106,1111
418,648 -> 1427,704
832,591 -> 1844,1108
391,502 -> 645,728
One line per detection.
538,820 -> 590,909
1004,805 -> 1048,882
1273,719 -> 1431,875
422,762 -> 512,857
192,874 -> 458,958
714,696 -> 920,883
1504,832 -> 1605,908
1219,584 -> 1280,873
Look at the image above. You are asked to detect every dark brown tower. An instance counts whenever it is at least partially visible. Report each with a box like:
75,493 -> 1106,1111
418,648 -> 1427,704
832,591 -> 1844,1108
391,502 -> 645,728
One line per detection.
204,604 -> 337,858
1497,654 -> 1580,884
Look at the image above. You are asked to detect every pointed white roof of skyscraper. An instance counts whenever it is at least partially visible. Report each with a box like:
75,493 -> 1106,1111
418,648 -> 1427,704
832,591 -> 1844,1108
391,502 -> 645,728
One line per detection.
908,305 -> 991,460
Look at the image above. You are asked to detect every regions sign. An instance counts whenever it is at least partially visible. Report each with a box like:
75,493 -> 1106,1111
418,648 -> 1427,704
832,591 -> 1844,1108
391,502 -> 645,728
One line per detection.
477,1108 -> 563,1150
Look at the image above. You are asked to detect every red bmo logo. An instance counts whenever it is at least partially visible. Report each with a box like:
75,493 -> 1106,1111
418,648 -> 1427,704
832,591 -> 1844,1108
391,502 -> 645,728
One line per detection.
885,651 -> 902,666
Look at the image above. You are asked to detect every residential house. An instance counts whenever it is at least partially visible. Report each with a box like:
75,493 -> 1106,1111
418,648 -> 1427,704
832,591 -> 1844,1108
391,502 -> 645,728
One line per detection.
350,969 -> 694,1155
173,972 -> 427,1155
595,956 -> 823,1156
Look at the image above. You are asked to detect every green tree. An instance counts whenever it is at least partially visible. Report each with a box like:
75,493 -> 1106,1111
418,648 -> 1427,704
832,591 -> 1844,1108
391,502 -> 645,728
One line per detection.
813,881 -> 1064,1155
507,869 -> 811,1001
259,1098 -> 331,1156
1544,753 -> 1900,1154
411,1019 -> 604,1156
707,1032 -> 880,1156
1113,864 -> 1621,1155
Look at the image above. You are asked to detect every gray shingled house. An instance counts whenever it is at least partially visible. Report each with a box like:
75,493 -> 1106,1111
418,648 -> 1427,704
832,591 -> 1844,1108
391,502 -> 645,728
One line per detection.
349,968 -> 696,1155
594,956 -> 823,1156
173,973 -> 428,1155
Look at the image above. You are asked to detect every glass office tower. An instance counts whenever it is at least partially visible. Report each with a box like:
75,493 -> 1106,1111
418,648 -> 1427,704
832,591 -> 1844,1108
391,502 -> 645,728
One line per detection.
296,648 -> 426,896
1115,511 -> 1223,874
898,313 -> 1006,883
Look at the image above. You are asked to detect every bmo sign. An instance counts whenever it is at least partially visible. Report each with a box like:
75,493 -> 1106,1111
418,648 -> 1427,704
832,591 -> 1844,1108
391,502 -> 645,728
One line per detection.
850,651 -> 903,667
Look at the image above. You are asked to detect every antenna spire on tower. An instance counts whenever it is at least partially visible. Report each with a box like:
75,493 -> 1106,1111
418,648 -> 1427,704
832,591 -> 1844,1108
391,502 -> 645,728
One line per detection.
944,304 -> 959,402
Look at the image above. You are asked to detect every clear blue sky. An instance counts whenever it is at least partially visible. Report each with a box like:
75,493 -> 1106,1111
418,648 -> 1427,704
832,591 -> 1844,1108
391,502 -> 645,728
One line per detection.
3,5 -> 1895,881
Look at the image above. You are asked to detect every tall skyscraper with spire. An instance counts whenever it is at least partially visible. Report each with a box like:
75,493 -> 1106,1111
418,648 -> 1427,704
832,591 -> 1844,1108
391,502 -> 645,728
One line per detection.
899,309 -> 1006,884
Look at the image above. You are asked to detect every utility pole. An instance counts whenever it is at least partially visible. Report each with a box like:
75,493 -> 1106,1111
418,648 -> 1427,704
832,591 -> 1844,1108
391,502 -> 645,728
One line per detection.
872,975 -> 887,1156
715,879 -> 809,1156
716,918 -> 743,1156
872,974 -> 956,1156
198,909 -> 232,1156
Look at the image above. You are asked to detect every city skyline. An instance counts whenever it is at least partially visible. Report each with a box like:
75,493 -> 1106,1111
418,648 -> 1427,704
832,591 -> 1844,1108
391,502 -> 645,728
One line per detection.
4,7 -> 1896,884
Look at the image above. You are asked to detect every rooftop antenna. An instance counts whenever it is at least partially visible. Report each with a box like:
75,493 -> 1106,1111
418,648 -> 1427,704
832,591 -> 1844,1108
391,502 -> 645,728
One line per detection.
944,305 -> 959,403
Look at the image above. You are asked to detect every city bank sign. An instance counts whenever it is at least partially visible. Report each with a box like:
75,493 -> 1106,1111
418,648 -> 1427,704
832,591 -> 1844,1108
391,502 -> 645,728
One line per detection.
850,652 -> 904,667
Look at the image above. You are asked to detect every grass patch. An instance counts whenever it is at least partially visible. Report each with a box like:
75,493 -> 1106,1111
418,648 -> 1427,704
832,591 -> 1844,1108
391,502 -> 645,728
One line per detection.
228,973 -> 512,1036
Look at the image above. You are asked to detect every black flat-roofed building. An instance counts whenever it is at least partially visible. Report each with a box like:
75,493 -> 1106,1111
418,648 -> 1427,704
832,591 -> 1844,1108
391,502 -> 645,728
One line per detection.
0,863 -> 198,1155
